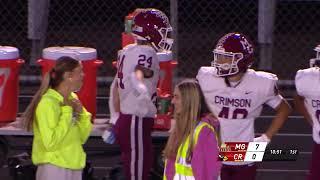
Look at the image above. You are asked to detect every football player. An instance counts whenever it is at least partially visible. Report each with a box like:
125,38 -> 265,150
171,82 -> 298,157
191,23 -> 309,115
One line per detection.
294,44 -> 320,180
196,32 -> 291,180
103,8 -> 173,180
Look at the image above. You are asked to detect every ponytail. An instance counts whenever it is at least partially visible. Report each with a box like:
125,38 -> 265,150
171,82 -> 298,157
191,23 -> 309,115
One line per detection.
22,73 -> 50,131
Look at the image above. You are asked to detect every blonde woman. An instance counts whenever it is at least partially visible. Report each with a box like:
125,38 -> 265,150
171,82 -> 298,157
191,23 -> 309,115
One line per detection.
22,56 -> 92,180
163,79 -> 221,180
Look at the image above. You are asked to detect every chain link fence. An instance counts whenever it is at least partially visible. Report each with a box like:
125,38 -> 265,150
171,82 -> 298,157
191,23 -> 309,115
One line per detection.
273,0 -> 320,79
1,0 -> 320,80
0,0 -> 29,68
46,0 -> 170,76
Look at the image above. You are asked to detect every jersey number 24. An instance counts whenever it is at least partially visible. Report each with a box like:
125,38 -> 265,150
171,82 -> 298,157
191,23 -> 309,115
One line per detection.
117,54 -> 153,89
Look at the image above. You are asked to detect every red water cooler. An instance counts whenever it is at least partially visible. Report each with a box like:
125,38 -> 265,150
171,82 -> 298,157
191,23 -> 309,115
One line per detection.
0,46 -> 24,122
154,51 -> 177,130
37,46 -> 103,120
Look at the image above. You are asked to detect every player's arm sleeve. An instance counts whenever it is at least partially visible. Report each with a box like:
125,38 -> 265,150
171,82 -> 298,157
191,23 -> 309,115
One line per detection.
129,72 -> 156,117
109,78 -> 120,124
295,70 -> 307,97
191,127 -> 221,180
294,70 -> 313,125
35,98 -> 73,151
265,77 -> 284,109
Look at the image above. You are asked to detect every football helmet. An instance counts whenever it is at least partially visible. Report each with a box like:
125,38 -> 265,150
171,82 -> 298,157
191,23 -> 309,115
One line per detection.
132,9 -> 173,51
212,32 -> 254,77
309,45 -> 320,68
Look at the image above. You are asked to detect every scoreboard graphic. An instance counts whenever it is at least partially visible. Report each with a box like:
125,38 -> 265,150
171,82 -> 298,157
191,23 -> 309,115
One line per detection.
218,142 -> 299,162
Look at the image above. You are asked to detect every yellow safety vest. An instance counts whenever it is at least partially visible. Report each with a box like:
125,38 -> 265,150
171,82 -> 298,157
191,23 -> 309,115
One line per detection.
163,122 -> 217,180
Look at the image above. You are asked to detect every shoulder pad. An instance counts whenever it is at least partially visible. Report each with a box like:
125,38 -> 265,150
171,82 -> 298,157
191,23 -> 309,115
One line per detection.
250,70 -> 278,81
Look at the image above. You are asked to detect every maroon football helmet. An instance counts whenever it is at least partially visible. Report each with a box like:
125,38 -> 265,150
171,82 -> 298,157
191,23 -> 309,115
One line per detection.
212,33 -> 254,77
132,9 -> 173,51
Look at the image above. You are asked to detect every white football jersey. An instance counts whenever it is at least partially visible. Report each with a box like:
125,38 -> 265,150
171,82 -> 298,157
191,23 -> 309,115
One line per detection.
116,44 -> 159,117
295,67 -> 320,144
197,67 -> 283,165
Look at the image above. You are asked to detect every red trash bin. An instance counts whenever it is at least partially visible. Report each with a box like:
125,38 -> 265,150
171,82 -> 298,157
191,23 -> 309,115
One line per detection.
0,46 -> 24,122
37,46 -> 103,121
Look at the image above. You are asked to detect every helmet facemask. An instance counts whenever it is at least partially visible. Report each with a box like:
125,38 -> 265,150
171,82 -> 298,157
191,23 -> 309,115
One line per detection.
157,27 -> 174,51
212,47 -> 244,77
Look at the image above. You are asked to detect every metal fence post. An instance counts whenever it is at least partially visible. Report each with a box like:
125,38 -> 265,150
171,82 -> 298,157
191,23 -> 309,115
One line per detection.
258,0 -> 276,71
28,0 -> 50,65
170,0 -> 178,61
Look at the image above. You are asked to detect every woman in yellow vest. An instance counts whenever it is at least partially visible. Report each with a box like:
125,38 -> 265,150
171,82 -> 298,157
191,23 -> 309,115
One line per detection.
163,79 -> 221,180
22,56 -> 92,180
